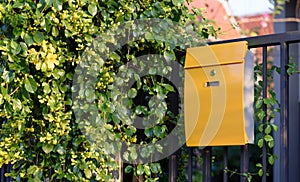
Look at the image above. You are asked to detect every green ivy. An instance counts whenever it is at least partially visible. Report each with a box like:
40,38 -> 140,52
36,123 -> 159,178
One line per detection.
272,0 -> 289,15
223,52 -> 281,181
253,59 -> 279,178
0,0 -> 218,181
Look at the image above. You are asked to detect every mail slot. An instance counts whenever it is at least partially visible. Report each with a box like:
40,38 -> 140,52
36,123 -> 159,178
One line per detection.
184,41 -> 254,147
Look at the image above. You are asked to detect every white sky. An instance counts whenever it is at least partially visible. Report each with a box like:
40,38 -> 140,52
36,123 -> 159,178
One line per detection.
228,0 -> 274,16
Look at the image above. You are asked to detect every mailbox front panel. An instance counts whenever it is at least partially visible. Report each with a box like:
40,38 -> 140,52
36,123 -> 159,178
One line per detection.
184,41 -> 249,147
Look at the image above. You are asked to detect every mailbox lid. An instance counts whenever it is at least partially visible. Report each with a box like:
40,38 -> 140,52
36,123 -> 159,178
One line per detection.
185,41 -> 248,68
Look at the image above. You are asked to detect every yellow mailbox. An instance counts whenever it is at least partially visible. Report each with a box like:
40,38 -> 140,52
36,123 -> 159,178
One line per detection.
184,41 -> 254,147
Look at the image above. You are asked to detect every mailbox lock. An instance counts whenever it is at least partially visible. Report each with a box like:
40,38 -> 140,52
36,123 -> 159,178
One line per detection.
210,69 -> 216,76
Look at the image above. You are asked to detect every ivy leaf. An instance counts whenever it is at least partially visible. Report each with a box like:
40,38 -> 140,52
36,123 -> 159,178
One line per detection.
44,0 -> 54,5
145,32 -> 154,40
153,125 -> 162,137
27,165 -> 38,175
13,1 -> 25,8
144,165 -> 151,176
268,140 -> 274,148
125,165 -> 133,173
258,139 -> 263,148
123,152 -> 129,161
264,135 -> 273,142
287,66 -> 295,76
149,67 -> 156,75
163,51 -> 175,61
52,26 -> 59,37
20,42 -> 28,54
33,31 -> 44,44
10,41 -> 21,55
12,99 -> 22,110
0,86 -> 7,100
33,175 -> 42,182
136,164 -> 144,176
256,163 -> 262,168
42,143 -> 54,154
258,169 -> 263,177
53,0 -> 62,11
0,94 -> 3,105
268,155 -> 274,165
156,144 -> 163,153
258,124 -> 264,132
144,128 -> 153,137
128,88 -> 137,98
271,124 -> 278,131
88,4 -> 98,16
109,52 -> 120,61
163,84 -> 174,92
42,83 -> 51,94
255,99 -> 263,109
130,148 -> 137,160
64,30 -> 71,37
150,163 -> 160,173
25,77 -> 38,93
140,147 -> 150,158
265,125 -> 271,134
84,169 -> 92,179
56,145 -> 65,155
257,110 -> 266,121
269,97 -> 277,106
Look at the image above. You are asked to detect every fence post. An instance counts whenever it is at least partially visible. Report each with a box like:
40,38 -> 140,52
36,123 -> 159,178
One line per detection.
169,154 -> 177,182
203,147 -> 212,182
223,147 -> 228,182
240,145 -> 249,182
188,147 -> 193,182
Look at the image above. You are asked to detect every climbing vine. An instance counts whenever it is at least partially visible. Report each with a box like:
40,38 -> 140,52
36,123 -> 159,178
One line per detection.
223,49 -> 283,181
2,0 -> 291,181
0,0 -> 218,181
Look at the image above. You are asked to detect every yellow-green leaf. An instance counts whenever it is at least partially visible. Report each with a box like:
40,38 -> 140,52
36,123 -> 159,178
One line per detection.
24,33 -> 34,46
33,31 -> 44,44
84,169 -> 92,179
136,164 -> 144,176
25,77 -> 37,93
88,4 -> 97,16
42,143 -> 54,154
128,88 -> 137,98
258,169 -> 263,176
52,26 -> 59,37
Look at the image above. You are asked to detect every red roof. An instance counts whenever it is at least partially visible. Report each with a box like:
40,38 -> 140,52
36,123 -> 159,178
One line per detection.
188,0 -> 274,40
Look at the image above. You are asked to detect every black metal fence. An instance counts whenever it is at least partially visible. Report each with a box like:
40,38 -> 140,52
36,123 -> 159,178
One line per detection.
1,31 -> 300,181
0,165 -> 11,182
168,31 -> 300,182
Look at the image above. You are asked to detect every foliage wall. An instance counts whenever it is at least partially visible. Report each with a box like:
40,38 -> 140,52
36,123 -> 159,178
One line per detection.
0,0 -> 217,181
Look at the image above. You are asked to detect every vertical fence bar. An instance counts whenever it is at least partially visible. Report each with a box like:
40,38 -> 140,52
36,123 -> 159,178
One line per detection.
169,61 -> 179,182
0,166 -> 3,182
262,46 -> 268,182
0,165 -> 11,182
280,42 -> 289,182
240,145 -> 249,182
223,147 -> 228,182
169,154 -> 177,182
6,165 -> 11,182
203,147 -> 212,182
188,147 -> 193,182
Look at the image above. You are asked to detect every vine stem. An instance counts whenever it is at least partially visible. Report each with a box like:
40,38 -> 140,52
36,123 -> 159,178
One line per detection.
9,86 -> 19,96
